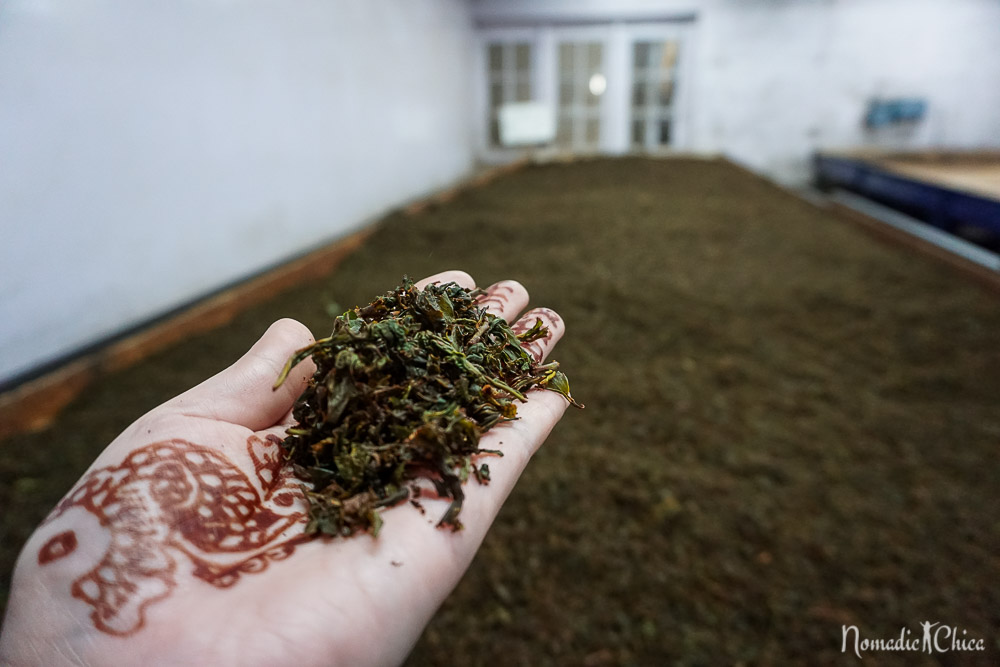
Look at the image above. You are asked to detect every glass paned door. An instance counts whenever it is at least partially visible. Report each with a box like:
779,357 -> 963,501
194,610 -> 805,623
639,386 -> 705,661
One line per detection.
631,40 -> 680,150
487,42 -> 533,147
556,41 -> 604,151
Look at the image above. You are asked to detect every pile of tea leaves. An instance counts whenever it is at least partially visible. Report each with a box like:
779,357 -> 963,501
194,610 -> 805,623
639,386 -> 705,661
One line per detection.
273,277 -> 579,538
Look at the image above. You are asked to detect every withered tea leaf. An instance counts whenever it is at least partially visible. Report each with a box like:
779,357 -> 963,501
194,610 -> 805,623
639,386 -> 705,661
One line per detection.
274,277 -> 581,539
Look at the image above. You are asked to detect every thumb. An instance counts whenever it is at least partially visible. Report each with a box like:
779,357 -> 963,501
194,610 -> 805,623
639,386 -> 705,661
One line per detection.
163,318 -> 316,431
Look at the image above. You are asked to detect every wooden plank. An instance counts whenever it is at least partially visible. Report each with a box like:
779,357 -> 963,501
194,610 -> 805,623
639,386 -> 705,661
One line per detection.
817,149 -> 1000,201
875,159 -> 1000,201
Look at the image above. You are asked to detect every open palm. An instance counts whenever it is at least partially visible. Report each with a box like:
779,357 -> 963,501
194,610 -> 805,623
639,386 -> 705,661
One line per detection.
0,271 -> 570,667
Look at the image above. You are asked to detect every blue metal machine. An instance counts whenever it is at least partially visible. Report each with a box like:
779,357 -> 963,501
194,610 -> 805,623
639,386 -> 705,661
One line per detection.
814,152 -> 1000,247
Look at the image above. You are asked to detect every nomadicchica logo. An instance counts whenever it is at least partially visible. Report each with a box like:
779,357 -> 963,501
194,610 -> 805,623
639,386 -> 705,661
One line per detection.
841,622 -> 986,659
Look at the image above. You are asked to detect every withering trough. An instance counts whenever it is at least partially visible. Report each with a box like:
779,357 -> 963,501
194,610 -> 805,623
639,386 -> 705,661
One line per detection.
2,158 -> 998,665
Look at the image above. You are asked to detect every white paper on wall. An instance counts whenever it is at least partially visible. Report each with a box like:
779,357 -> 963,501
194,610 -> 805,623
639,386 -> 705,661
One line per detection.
499,102 -> 556,146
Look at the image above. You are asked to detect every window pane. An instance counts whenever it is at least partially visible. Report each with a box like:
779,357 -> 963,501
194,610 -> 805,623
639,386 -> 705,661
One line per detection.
658,79 -> 675,106
647,43 -> 664,71
632,120 -> 645,146
659,119 -> 672,145
559,82 -> 574,105
661,41 -> 679,69
587,43 -> 602,71
559,44 -> 574,73
585,118 -> 600,144
633,83 -> 647,107
632,42 -> 649,69
489,45 -> 503,73
556,115 -> 573,146
515,43 -> 531,72
515,80 -> 531,102
490,83 -> 504,109
490,119 -> 501,146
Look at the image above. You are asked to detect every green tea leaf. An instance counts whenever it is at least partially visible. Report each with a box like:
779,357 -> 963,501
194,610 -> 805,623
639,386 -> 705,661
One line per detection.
276,277 -> 581,539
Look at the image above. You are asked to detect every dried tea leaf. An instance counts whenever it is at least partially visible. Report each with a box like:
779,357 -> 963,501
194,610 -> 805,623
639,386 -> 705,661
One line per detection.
275,277 -> 581,538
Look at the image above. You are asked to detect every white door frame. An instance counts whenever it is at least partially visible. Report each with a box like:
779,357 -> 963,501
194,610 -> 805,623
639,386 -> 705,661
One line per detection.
475,20 -> 696,162
475,27 -> 544,163
623,21 -> 696,153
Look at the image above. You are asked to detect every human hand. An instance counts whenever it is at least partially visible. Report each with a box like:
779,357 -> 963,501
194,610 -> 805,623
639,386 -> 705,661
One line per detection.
0,270 -> 569,666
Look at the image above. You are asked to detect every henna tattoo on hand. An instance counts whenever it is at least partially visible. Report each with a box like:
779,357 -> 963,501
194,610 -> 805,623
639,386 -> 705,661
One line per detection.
477,286 -> 556,363
37,530 -> 77,564
512,308 -> 559,362
475,282 -> 516,313
37,435 -> 306,636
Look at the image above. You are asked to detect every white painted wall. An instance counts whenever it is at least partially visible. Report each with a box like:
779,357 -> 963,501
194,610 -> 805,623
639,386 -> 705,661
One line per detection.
471,0 -> 1000,183
695,0 -> 1000,182
3,0 -> 996,384
0,0 -> 476,385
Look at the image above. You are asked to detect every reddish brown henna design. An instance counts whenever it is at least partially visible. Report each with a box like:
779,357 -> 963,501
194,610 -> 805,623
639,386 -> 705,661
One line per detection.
476,283 -> 516,313
38,530 -> 77,564
512,308 -> 559,362
38,436 -> 307,636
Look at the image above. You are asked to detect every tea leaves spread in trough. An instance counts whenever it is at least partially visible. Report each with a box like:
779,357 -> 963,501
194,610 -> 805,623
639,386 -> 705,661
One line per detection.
273,278 -> 580,538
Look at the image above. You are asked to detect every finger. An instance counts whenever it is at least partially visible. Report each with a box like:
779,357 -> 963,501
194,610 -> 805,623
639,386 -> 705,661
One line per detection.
415,270 -> 475,290
479,388 -> 569,485
377,307 -> 568,544
476,280 -> 529,323
511,307 -> 565,362
162,319 -> 317,431
386,389 -> 569,564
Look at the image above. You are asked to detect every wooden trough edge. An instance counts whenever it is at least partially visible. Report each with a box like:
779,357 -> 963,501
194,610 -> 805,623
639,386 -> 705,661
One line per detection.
0,159 -> 531,441
720,157 -> 1000,296
827,199 -> 1000,296
0,228 -> 372,440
